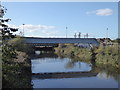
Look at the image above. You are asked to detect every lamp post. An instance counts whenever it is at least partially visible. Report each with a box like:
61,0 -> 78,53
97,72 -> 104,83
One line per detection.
23,24 -> 25,36
106,28 -> 108,39
106,28 -> 108,45
66,27 -> 67,38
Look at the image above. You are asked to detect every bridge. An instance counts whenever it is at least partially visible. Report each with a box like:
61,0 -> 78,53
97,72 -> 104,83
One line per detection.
23,37 -> 100,47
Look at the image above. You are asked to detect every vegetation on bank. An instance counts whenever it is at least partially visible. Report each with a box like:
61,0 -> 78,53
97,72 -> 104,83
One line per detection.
2,37 -> 33,88
2,51 -> 32,88
8,36 -> 34,55
54,43 -> 119,82
55,44 -> 93,62
55,43 -> 119,68
95,44 -> 119,67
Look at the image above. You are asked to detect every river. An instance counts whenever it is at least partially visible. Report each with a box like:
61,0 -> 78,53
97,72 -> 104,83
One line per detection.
31,51 -> 118,88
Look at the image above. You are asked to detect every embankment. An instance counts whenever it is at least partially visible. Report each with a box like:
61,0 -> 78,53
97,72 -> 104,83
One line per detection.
2,51 -> 32,88
54,43 -> 119,68
2,37 -> 33,88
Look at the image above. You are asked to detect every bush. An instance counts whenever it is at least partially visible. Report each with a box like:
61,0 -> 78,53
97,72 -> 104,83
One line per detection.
55,44 -> 92,61
2,37 -> 33,88
55,43 -> 119,67
95,44 -> 119,67
8,36 -> 34,54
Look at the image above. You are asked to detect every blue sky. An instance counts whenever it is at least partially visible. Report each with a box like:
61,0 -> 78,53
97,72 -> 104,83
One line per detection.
3,2 -> 118,39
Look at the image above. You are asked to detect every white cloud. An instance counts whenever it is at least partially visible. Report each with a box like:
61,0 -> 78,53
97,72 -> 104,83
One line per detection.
86,8 -> 113,16
7,24 -> 58,37
19,24 -> 55,33
96,8 -> 113,16
7,24 -> 19,28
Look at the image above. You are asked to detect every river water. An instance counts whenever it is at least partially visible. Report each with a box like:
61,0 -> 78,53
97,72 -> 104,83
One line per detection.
31,51 -> 118,88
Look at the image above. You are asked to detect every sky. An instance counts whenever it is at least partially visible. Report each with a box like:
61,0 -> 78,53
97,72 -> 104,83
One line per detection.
2,2 -> 118,39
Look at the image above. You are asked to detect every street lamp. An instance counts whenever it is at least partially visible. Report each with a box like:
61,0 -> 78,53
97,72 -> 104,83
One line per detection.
106,28 -> 108,39
23,24 -> 25,36
66,27 -> 68,38
106,28 -> 108,45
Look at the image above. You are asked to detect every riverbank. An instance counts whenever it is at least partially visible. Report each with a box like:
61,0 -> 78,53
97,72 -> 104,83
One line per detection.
2,51 -> 32,88
54,43 -> 119,68
95,44 -> 119,67
2,37 -> 33,88
54,43 -> 119,81
55,44 -> 92,62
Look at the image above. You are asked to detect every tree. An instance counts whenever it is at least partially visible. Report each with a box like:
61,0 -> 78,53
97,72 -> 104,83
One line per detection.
74,33 -> 77,38
0,3 -> 18,62
0,4 -> 18,88
0,5 -> 18,40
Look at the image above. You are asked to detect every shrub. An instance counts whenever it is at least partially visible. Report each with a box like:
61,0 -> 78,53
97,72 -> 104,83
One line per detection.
8,36 -> 34,54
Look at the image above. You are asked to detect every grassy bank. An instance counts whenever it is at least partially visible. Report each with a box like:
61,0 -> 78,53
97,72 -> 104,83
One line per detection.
55,43 -> 119,68
95,44 -> 119,67
2,51 -> 32,88
54,43 -> 119,81
2,37 -> 33,88
55,44 -> 92,62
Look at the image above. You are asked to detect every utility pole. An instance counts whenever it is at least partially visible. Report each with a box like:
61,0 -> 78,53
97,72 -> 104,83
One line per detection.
66,27 -> 67,38
23,24 -> 25,36
106,28 -> 108,39
106,28 -> 108,45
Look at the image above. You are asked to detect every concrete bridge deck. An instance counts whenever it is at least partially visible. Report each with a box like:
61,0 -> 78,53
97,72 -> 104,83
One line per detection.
24,37 -> 100,46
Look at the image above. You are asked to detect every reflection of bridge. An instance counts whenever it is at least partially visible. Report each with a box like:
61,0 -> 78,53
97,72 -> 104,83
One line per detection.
31,52 -> 58,59
23,37 -> 100,47
32,71 -> 98,79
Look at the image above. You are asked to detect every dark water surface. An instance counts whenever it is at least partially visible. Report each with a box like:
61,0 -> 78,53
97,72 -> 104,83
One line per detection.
31,51 -> 118,88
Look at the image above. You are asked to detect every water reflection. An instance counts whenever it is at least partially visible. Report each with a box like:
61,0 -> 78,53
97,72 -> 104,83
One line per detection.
94,64 -> 119,81
32,57 -> 92,73
31,50 -> 118,88
31,50 -> 58,59
32,72 -> 98,79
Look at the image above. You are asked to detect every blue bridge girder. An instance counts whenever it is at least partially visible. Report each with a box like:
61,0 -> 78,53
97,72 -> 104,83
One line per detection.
23,37 -> 100,47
